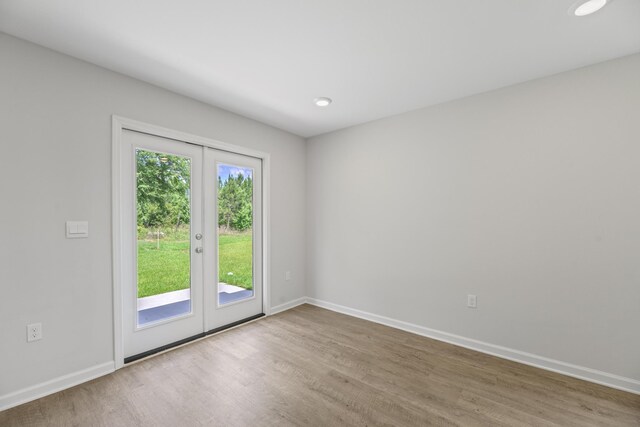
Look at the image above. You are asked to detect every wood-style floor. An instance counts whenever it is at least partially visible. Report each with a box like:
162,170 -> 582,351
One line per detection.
1,304 -> 639,426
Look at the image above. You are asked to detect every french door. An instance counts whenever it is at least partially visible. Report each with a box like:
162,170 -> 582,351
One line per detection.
121,129 -> 263,360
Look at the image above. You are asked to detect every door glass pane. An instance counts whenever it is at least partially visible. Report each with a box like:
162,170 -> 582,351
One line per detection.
217,164 -> 254,305
136,149 -> 192,325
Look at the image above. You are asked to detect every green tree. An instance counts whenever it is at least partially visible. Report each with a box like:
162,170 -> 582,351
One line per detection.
136,151 -> 253,233
218,173 -> 252,231
136,150 -> 191,229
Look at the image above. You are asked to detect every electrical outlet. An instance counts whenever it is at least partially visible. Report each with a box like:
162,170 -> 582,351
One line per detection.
467,294 -> 477,309
27,323 -> 42,342
285,271 -> 291,281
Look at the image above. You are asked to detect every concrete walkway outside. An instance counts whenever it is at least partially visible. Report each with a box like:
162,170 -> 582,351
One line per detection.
137,283 -> 253,325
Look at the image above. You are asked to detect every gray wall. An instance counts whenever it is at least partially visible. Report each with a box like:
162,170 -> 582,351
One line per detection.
0,33 -> 306,395
2,28 -> 639,400
307,53 -> 640,381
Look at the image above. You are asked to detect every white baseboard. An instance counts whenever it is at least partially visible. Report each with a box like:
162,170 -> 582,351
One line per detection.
0,297 -> 304,412
0,361 -> 115,412
270,297 -> 308,315
305,297 -> 640,395
3,298 -> 637,413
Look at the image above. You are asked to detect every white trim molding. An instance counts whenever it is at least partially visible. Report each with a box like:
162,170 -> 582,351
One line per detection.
270,297 -> 308,315
111,115 -> 271,368
305,298 -> 640,395
0,362 -> 115,412
3,298 -> 637,412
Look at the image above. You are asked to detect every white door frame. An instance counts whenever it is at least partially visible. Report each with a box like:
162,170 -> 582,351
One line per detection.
111,115 -> 271,370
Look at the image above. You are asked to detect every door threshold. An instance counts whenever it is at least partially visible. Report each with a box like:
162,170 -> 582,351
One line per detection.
205,313 -> 265,336
124,313 -> 265,365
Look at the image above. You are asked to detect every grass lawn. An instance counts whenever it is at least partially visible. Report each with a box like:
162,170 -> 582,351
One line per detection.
218,233 -> 253,290
137,231 -> 253,298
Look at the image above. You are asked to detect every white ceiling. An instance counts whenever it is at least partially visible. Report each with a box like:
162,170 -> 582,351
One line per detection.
1,1 -> 639,137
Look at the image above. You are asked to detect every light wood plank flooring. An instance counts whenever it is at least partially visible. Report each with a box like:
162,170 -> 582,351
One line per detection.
1,304 -> 639,426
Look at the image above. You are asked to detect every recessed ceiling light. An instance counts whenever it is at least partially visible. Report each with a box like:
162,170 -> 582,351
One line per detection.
314,97 -> 332,107
573,0 -> 608,16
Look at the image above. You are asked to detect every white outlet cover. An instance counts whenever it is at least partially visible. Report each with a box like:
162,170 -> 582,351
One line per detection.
467,295 -> 477,308
27,323 -> 42,342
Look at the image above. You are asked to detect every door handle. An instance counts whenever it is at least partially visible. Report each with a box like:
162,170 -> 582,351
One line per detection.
195,247 -> 203,254
195,233 -> 203,240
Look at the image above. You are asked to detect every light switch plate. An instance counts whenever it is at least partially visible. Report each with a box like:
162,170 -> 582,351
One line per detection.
66,221 -> 89,238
